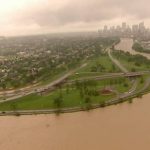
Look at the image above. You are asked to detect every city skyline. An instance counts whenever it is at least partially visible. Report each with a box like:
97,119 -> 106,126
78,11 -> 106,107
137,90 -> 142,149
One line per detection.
101,22 -> 147,30
98,22 -> 149,38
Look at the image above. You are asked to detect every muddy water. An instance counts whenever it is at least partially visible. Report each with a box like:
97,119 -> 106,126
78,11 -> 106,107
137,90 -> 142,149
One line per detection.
0,94 -> 150,150
115,38 -> 150,59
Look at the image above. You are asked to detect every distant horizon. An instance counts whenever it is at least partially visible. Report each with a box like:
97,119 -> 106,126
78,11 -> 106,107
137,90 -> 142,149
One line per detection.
2,30 -> 99,38
2,21 -> 149,38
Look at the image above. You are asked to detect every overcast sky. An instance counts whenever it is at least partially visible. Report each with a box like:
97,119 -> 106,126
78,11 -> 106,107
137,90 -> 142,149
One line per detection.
0,0 -> 150,36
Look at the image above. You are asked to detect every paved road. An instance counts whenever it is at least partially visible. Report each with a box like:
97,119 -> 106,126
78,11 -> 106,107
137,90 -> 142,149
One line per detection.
69,71 -> 150,83
108,48 -> 128,73
0,63 -> 87,103
1,78 -> 150,116
138,78 -> 150,92
107,47 -> 141,100
106,46 -> 150,105
2,71 -> 148,104
107,77 -> 150,105
118,80 -> 138,98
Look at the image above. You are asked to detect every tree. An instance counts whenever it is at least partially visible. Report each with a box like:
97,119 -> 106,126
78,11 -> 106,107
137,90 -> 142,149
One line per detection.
1,82 -> 6,90
123,82 -> 129,87
66,84 -> 70,94
140,77 -> 144,84
53,95 -> 63,108
111,64 -> 116,72
84,96 -> 92,110
79,89 -> 84,98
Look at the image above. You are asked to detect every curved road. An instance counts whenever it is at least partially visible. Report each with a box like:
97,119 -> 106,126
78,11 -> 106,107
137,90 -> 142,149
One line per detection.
0,63 -> 87,103
108,48 -> 128,73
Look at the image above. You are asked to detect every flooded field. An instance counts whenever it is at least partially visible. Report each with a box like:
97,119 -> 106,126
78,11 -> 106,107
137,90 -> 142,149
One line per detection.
1,94 -> 150,150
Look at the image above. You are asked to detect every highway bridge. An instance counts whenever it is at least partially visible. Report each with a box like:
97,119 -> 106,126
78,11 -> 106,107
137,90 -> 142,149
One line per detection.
68,71 -> 150,83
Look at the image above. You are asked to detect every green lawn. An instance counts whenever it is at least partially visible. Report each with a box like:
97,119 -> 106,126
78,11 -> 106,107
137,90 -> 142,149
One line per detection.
136,75 -> 149,91
112,51 -> 150,72
0,77 -> 132,111
115,82 -> 132,93
0,91 -> 114,111
116,58 -> 149,72
69,55 -> 120,80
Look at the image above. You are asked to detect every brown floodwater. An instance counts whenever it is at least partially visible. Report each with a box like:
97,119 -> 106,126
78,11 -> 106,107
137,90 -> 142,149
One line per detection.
115,38 -> 150,59
1,94 -> 150,150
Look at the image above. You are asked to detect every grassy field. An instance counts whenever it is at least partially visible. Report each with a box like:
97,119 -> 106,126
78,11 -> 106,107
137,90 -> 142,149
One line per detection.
136,75 -> 149,91
115,58 -> 149,72
69,55 -> 120,80
0,77 -> 132,111
112,51 -> 150,72
0,91 -> 114,111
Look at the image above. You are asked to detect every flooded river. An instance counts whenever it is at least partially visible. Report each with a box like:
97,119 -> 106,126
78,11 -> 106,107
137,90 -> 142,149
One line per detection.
115,38 -> 150,59
1,94 -> 150,150
1,38 -> 150,150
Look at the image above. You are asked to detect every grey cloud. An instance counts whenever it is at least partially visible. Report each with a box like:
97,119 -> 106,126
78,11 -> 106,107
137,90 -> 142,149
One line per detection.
28,0 -> 121,26
14,0 -> 150,27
